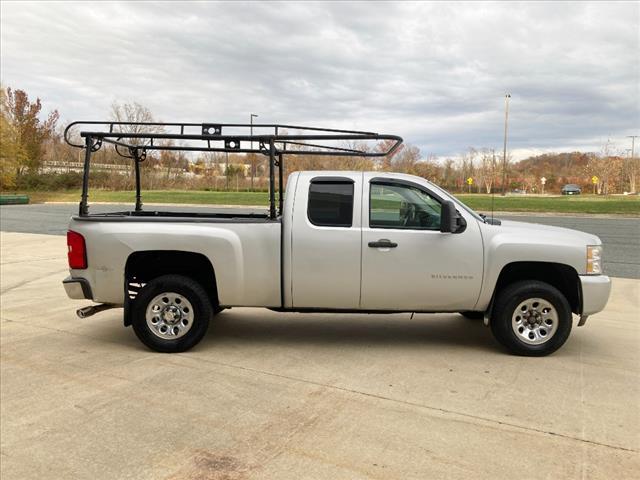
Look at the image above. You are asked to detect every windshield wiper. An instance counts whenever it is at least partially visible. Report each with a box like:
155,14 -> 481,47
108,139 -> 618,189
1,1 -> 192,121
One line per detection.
479,213 -> 502,225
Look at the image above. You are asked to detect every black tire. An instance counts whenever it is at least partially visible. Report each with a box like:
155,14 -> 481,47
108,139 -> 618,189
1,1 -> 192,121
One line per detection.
491,280 -> 572,356
131,274 -> 213,353
460,311 -> 484,320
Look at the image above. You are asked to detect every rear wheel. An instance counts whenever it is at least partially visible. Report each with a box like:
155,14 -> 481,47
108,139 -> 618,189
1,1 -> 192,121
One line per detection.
131,274 -> 213,353
491,280 -> 572,356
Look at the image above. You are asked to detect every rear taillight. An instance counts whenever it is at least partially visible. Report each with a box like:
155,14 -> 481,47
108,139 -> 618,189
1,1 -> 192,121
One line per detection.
67,230 -> 87,269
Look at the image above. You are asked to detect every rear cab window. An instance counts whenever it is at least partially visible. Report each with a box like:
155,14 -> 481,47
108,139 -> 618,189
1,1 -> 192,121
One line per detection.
308,179 -> 354,227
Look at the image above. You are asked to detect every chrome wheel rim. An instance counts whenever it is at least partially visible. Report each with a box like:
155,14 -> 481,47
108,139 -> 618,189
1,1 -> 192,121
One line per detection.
145,292 -> 194,340
511,297 -> 558,345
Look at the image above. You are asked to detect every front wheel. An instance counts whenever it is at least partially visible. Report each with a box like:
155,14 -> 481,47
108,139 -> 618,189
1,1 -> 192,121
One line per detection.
131,274 -> 213,353
491,280 -> 572,356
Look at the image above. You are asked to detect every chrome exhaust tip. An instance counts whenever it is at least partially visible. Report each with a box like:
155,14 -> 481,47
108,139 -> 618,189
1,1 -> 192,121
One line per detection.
76,304 -> 116,318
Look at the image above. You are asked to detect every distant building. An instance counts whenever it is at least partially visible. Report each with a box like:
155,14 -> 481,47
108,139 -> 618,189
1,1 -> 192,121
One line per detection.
41,160 -> 129,175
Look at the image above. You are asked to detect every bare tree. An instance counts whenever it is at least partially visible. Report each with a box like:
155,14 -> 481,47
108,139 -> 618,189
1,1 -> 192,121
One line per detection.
623,151 -> 638,193
459,148 -> 477,191
583,140 -> 623,194
393,144 -> 421,174
442,158 -> 456,190
109,101 -> 165,179
479,148 -> 498,193
247,153 -> 260,190
110,101 -> 164,143
376,138 -> 402,171
521,170 -> 538,193
412,153 -> 440,181
199,151 -> 225,189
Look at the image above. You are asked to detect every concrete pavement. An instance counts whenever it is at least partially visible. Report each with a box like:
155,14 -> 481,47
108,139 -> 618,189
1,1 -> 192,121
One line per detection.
1,232 -> 639,479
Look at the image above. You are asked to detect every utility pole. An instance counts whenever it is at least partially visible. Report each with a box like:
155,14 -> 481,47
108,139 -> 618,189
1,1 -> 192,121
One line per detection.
250,113 -> 258,191
627,135 -> 638,159
501,94 -> 511,195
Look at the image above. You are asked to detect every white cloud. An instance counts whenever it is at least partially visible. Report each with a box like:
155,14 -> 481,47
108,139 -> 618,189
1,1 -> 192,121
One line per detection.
1,1 -> 638,160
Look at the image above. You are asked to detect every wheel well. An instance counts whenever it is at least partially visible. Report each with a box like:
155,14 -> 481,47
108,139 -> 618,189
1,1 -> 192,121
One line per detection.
493,262 -> 581,314
124,251 -> 218,325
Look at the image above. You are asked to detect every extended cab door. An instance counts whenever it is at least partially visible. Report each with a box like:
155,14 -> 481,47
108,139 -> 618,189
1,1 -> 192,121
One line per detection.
289,172 -> 363,309
360,174 -> 484,311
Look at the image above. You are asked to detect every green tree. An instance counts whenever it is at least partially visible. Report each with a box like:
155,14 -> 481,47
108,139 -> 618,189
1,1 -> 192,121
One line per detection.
1,87 -> 59,176
0,89 -> 23,188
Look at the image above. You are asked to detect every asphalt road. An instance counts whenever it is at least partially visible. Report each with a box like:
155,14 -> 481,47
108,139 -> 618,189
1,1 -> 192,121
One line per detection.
500,213 -> 640,279
1,203 -> 638,278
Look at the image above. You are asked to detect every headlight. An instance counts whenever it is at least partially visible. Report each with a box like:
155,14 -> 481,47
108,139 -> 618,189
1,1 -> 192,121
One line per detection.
586,245 -> 603,275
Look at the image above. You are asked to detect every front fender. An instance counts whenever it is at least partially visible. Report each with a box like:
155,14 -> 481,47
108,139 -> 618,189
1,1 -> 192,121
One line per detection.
475,231 -> 586,310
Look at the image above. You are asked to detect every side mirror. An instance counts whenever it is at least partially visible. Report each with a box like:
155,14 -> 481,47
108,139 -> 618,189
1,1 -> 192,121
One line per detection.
440,200 -> 459,233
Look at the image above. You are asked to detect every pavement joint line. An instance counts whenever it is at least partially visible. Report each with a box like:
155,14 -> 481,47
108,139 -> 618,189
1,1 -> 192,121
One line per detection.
176,354 -> 639,454
0,315 -> 125,342
578,332 -> 589,478
1,257 -> 62,266
604,260 -> 640,265
0,269 -> 69,295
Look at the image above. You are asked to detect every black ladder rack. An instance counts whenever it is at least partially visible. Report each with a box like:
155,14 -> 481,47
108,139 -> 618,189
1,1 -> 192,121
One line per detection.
64,121 -> 403,219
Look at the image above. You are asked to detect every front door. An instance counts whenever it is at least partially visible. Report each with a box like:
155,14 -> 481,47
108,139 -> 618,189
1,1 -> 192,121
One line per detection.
360,176 -> 483,311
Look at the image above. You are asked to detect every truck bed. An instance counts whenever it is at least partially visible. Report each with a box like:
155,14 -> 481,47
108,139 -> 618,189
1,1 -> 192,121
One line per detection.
68,214 -> 282,307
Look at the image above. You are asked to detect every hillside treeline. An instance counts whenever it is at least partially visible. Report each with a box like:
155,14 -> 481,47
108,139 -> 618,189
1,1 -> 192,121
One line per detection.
1,86 -> 637,194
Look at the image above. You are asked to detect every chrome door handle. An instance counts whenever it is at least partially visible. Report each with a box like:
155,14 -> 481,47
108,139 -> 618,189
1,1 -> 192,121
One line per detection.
368,239 -> 398,248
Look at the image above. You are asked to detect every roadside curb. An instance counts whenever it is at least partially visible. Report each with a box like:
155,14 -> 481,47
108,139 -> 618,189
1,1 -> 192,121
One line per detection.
35,202 -> 640,218
487,211 -> 640,219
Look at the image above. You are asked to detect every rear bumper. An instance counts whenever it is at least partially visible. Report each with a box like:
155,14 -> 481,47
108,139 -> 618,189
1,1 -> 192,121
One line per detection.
580,275 -> 611,316
63,276 -> 93,300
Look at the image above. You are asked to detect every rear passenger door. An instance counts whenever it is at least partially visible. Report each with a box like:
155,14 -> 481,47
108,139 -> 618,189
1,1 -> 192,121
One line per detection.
290,173 -> 362,309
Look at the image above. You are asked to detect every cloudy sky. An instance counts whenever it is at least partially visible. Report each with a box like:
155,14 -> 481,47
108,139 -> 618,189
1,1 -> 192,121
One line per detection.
1,1 -> 638,160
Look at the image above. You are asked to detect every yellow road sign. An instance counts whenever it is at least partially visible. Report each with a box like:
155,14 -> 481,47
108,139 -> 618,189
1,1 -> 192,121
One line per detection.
591,176 -> 599,184
466,177 -> 473,185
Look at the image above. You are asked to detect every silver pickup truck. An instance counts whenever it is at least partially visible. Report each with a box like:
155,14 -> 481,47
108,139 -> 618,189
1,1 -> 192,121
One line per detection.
62,121 -> 611,356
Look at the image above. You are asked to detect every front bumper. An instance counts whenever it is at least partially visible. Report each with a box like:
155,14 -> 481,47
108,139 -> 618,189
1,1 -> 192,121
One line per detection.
63,276 -> 93,300
580,275 -> 611,320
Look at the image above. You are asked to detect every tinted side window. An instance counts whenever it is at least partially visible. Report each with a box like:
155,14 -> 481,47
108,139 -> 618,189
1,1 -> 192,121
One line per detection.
308,182 -> 354,227
370,183 -> 441,230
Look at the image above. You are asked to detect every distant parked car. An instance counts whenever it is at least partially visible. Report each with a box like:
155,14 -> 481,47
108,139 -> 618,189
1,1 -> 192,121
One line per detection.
511,189 -> 526,195
561,184 -> 581,195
